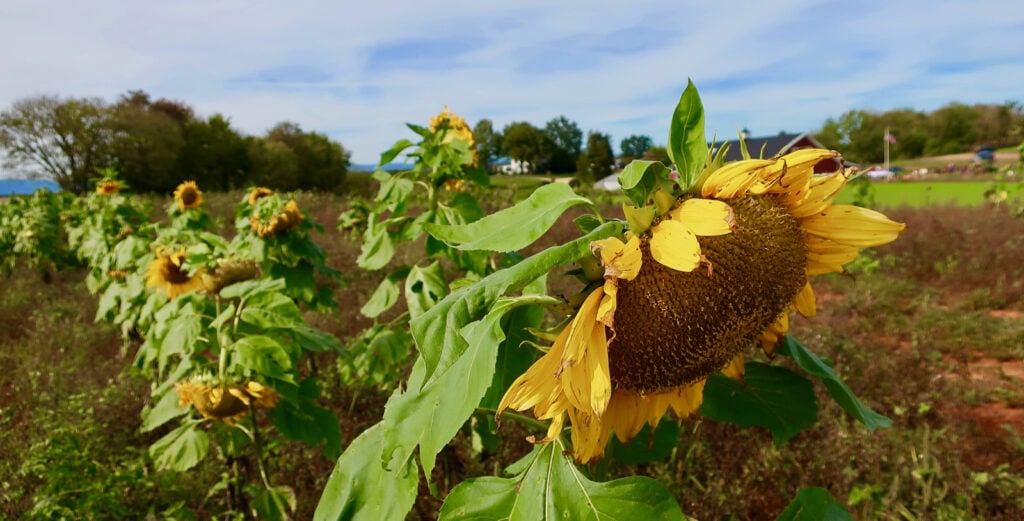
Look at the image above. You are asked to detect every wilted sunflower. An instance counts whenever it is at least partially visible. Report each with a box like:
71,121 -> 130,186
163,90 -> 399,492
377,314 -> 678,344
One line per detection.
429,105 -> 475,148
96,180 -> 121,194
251,199 -> 304,238
498,148 -> 906,463
173,181 -> 203,211
145,246 -> 205,299
200,258 -> 261,294
176,378 -> 280,425
248,187 -> 274,206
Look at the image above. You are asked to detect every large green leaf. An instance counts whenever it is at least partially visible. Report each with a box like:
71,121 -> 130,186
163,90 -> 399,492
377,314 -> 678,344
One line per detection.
269,377 -> 341,457
608,420 -> 681,465
667,80 -> 707,191
240,290 -> 303,329
776,487 -> 853,521
438,441 -> 687,520
700,362 -> 818,444
149,422 -> 209,471
313,423 -> 418,521
423,182 -> 593,252
777,335 -> 892,430
356,216 -> 397,270
404,260 -> 449,319
360,267 -> 410,318
232,335 -> 294,382
382,295 -> 547,485
413,221 -> 623,382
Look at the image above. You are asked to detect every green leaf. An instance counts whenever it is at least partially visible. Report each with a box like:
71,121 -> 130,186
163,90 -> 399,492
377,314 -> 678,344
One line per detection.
438,441 -> 687,520
141,384 -> 188,432
220,278 -> 286,300
292,324 -> 344,353
777,335 -> 892,430
413,221 -> 623,382
700,362 -> 818,444
361,267 -> 411,318
667,80 -> 707,191
609,420 -> 681,465
617,159 -> 675,206
574,214 -> 603,235
313,423 -> 418,521
404,261 -> 449,319
270,377 -> 341,457
382,295 -> 536,485
251,485 -> 297,521
240,290 -> 303,329
232,335 -> 294,382
378,139 -> 415,167
150,423 -> 209,471
356,217 -> 397,270
424,183 -> 593,252
776,487 -> 854,521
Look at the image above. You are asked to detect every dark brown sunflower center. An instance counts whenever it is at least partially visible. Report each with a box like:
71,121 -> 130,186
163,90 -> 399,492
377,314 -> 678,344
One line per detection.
164,258 -> 192,284
608,195 -> 807,394
181,189 -> 199,207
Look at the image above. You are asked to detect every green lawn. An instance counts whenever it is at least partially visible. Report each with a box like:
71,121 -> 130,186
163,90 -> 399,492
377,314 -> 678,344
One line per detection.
833,181 -> 994,208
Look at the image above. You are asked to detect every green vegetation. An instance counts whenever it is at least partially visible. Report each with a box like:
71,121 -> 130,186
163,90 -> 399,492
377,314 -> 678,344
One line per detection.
834,181 -> 993,207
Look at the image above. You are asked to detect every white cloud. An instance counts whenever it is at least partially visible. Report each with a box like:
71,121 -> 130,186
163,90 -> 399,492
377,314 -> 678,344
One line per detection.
2,0 -> 1023,163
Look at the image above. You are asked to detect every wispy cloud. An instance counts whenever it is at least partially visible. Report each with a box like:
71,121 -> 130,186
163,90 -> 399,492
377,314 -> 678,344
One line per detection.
1,0 -> 1023,162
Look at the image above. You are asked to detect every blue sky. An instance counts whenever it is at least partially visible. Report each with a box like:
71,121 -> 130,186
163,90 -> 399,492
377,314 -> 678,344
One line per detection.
2,0 -> 1023,164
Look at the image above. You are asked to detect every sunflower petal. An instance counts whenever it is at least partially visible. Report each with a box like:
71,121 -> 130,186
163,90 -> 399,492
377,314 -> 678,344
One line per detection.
759,312 -> 789,356
793,281 -> 817,317
801,205 -> 906,247
592,235 -> 642,281
701,159 -> 776,198
560,290 -> 611,417
670,199 -> 736,236
649,220 -> 701,272
721,353 -> 745,380
789,171 -> 849,218
665,380 -> 706,418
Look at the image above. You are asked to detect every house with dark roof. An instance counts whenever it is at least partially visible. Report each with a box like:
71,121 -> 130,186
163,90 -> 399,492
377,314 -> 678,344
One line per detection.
712,132 -> 845,173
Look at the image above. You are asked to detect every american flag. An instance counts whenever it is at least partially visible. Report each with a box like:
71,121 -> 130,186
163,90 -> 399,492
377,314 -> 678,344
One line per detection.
885,131 -> 897,144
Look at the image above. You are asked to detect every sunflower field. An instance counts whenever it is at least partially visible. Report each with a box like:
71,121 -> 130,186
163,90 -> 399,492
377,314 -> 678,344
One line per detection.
3,83 -> 1024,520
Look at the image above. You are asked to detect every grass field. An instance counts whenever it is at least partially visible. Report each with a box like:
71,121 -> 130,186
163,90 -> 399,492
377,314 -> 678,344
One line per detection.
834,180 -> 995,207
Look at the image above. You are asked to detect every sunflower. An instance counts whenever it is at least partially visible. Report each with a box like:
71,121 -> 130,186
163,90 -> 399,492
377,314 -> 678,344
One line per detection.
248,187 -> 274,207
176,378 -> 280,425
429,105 -> 475,148
498,148 -> 906,463
173,181 -> 203,211
96,180 -> 121,194
250,199 -> 304,238
145,246 -> 206,299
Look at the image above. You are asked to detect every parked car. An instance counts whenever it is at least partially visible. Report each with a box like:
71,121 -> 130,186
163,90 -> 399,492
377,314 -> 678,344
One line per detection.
973,146 -> 996,162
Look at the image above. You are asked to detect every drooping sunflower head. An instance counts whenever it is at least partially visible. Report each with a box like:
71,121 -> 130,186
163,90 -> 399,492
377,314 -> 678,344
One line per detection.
250,196 -> 304,238
96,180 -> 121,195
499,148 -> 906,462
248,187 -> 274,207
175,377 -> 280,425
429,105 -> 475,148
173,181 -> 203,211
145,245 -> 205,299
200,258 -> 261,294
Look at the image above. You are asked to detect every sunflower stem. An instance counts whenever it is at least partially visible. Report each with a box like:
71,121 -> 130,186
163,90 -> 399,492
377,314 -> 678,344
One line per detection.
474,407 -> 550,433
247,407 -> 275,492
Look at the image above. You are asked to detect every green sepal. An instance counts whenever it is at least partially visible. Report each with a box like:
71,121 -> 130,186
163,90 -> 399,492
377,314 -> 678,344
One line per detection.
623,203 -> 656,235
617,159 -> 676,207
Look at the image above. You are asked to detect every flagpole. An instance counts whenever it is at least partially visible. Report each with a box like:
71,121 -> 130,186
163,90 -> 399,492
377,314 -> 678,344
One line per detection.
884,126 -> 890,172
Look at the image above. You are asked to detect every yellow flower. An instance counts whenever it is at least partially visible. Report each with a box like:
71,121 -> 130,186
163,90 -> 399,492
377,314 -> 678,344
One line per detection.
248,187 -> 274,207
429,105 -> 475,148
145,246 -> 205,299
175,379 -> 280,425
96,180 -> 121,194
499,148 -> 906,462
173,181 -> 203,211
250,199 -> 304,238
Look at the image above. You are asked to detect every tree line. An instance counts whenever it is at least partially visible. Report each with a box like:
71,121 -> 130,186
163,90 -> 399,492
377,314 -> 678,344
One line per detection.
3,91 -> 1022,194
0,91 -> 350,194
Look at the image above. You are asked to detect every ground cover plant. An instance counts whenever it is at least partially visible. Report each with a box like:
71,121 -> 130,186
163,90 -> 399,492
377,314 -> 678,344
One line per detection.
2,84 -> 1024,520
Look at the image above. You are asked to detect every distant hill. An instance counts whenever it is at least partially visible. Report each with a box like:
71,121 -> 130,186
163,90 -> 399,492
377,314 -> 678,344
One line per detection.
0,179 -> 61,196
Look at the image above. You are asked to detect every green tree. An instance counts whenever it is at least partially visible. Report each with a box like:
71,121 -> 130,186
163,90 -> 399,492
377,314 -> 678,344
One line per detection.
472,118 -> 502,172
577,131 -> 613,184
501,122 -> 550,174
108,91 -> 188,192
926,103 -> 978,156
643,145 -> 671,165
543,116 -> 582,173
175,115 -> 253,190
0,95 -> 112,193
251,122 -> 349,191
620,134 -> 653,160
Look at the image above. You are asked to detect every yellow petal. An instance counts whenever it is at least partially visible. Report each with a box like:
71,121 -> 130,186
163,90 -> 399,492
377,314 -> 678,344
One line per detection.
721,353 -> 745,380
792,281 -> 817,317
788,171 -> 849,218
665,380 -> 706,418
768,149 -> 839,201
759,312 -> 789,356
560,289 -> 611,417
568,408 -> 612,463
801,205 -> 906,247
700,158 -> 775,198
669,198 -> 736,236
597,282 -> 617,328
649,220 -> 701,272
592,235 -> 642,281
604,391 -> 646,443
